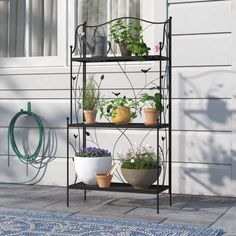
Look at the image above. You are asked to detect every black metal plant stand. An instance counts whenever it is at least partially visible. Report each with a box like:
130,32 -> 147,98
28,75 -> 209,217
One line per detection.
67,17 -> 172,213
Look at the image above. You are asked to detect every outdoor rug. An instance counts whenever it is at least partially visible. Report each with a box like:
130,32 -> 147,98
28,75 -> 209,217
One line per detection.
0,209 -> 223,236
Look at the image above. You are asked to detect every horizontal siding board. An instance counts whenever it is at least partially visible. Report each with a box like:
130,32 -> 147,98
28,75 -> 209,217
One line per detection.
172,67 -> 235,99
0,156 -> 75,186
172,131 -> 232,164
1,128 -> 232,165
173,34 -> 231,66
172,163 -> 232,196
0,99 -> 231,131
170,1 -> 231,34
0,100 -> 70,128
172,99 -> 231,131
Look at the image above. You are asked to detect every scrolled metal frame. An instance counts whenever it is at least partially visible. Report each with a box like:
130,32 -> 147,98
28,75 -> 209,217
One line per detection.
67,17 -> 172,213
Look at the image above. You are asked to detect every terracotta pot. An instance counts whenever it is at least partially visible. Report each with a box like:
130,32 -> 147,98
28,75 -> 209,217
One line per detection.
143,108 -> 160,125
74,156 -> 112,185
84,110 -> 97,124
121,167 -> 162,189
111,106 -> 131,124
119,43 -> 132,57
96,174 -> 113,188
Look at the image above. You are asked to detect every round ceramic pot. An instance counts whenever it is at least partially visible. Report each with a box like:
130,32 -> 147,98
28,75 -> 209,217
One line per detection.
74,156 -> 112,185
111,106 -> 131,124
121,167 -> 162,189
143,108 -> 160,125
84,110 -> 97,124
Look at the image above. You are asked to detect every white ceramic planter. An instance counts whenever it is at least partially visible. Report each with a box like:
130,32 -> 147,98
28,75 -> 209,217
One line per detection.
74,156 -> 112,185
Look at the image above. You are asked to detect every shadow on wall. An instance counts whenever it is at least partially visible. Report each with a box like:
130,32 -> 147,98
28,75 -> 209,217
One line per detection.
176,70 -> 236,195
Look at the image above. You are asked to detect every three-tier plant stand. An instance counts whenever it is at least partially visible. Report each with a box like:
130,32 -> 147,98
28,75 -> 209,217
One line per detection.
67,17 -> 172,213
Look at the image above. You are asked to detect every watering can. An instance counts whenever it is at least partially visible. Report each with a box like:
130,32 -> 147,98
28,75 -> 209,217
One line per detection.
83,27 -> 111,57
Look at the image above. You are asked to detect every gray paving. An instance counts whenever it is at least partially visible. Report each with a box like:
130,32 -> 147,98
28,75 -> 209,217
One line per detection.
0,184 -> 235,235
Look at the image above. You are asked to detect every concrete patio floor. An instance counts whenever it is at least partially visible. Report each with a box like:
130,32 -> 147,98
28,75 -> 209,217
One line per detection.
0,184 -> 235,235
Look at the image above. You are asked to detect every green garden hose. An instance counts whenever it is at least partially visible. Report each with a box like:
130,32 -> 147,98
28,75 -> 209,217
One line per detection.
8,102 -> 45,164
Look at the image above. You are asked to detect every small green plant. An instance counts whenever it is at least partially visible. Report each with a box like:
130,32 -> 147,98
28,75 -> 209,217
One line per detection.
141,89 -> 162,111
82,76 -> 100,110
100,96 -> 141,120
110,19 -> 150,57
118,144 -> 161,169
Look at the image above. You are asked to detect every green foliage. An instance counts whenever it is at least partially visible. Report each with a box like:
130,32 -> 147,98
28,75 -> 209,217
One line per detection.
141,91 -> 162,111
99,96 -> 141,120
83,76 -> 100,110
121,156 -> 158,169
110,19 -> 150,57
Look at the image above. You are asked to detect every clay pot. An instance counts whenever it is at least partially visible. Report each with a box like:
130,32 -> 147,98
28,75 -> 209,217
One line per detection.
119,44 -> 132,57
121,167 -> 162,189
96,174 -> 113,188
84,110 -> 97,124
111,106 -> 131,124
143,108 -> 160,125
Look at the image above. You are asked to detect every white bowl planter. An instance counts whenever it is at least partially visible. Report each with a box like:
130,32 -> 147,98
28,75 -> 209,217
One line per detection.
74,156 -> 112,185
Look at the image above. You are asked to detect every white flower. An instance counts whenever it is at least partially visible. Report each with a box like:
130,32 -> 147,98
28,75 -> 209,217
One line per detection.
130,159 -> 135,163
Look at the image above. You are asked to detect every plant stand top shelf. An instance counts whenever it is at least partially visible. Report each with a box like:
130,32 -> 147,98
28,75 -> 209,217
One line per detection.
71,55 -> 170,63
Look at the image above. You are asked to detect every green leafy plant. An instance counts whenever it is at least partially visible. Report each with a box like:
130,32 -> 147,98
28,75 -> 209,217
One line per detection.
141,88 -> 162,111
110,19 -> 150,57
82,76 -> 100,110
100,96 -> 141,120
118,144 -> 161,169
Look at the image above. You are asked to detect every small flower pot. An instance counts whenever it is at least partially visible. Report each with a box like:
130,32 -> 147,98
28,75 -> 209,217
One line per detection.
143,108 -> 160,125
84,110 -> 97,124
111,106 -> 131,124
96,174 -> 113,188
119,44 -> 132,57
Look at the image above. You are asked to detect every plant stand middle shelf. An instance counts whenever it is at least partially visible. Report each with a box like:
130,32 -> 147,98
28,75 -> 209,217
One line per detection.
68,122 -> 170,129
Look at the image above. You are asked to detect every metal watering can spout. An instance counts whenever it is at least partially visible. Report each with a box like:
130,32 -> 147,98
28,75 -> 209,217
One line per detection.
82,26 -> 111,57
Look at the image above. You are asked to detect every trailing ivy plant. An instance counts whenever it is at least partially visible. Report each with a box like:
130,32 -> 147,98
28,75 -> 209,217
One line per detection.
110,19 -> 150,57
99,96 -> 141,120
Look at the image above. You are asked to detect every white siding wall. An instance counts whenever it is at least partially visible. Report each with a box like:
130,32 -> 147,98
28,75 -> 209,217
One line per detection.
169,0 -> 235,196
0,0 -> 236,197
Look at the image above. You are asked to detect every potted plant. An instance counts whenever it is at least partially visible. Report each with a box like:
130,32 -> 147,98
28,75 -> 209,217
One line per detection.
74,147 -> 112,185
100,96 -> 140,124
110,19 -> 150,57
82,76 -> 100,124
118,144 -> 162,189
140,90 -> 162,125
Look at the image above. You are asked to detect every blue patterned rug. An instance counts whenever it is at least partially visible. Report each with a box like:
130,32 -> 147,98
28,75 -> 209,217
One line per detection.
0,209 -> 223,236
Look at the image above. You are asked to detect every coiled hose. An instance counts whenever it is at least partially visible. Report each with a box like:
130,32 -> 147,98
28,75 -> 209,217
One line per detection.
8,102 -> 45,164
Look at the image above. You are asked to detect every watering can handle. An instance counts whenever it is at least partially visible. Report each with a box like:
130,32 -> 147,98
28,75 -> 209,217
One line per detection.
107,41 -> 111,54
93,26 -> 105,37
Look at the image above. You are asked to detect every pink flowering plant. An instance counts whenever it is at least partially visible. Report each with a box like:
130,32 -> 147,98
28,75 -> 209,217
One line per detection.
118,144 -> 161,169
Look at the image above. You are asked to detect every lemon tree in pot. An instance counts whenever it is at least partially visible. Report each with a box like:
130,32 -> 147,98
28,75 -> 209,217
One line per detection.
74,147 -> 112,185
141,90 -> 162,125
110,19 -> 150,57
118,144 -> 162,189
99,96 -> 140,124
82,76 -> 100,124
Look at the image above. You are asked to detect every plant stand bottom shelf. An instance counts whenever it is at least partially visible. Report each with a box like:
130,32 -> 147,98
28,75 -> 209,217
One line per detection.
67,182 -> 171,213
